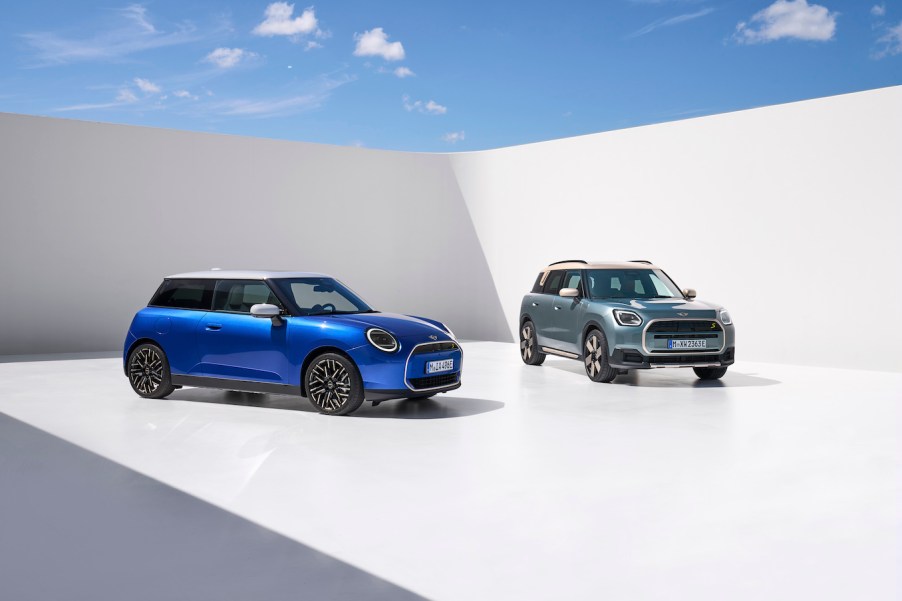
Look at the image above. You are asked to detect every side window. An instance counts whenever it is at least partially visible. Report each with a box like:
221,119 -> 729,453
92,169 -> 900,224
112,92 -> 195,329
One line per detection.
213,280 -> 282,314
563,271 -> 582,294
149,279 -> 214,310
542,270 -> 565,295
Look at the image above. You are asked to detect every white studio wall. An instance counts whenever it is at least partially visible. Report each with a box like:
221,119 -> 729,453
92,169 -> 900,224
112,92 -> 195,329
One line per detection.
450,86 -> 902,372
1,86 -> 900,370
0,113 -> 511,355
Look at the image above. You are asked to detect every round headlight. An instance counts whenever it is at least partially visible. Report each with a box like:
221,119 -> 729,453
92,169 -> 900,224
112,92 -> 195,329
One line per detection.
613,310 -> 643,327
366,328 -> 399,352
719,310 -> 733,325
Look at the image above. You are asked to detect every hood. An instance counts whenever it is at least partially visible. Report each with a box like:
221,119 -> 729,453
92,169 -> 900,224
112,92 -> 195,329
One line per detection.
323,312 -> 450,338
608,298 -> 722,318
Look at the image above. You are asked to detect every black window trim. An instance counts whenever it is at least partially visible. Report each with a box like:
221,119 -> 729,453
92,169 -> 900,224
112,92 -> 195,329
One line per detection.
147,278 -> 216,312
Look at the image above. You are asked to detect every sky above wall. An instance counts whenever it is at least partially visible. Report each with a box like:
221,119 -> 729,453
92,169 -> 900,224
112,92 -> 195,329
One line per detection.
0,0 -> 899,151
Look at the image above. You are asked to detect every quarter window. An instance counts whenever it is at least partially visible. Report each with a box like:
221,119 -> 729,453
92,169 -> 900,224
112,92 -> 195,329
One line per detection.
149,279 -> 214,310
213,280 -> 282,313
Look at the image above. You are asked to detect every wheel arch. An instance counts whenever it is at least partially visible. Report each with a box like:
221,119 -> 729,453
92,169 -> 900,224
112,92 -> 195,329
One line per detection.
580,319 -> 607,357
124,337 -> 163,375
299,346 -> 358,396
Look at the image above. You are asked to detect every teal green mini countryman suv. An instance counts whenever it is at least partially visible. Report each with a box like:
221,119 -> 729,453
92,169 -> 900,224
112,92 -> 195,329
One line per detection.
519,260 -> 735,382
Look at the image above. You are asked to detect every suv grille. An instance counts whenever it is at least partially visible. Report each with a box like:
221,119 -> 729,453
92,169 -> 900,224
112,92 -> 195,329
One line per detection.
409,373 -> 459,390
411,341 -> 459,354
647,320 -> 721,333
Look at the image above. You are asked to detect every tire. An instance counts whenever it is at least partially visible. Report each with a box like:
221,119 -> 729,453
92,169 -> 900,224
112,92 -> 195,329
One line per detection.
694,366 -> 728,380
127,343 -> 176,399
304,353 -> 365,415
583,329 -> 617,383
520,320 -> 546,366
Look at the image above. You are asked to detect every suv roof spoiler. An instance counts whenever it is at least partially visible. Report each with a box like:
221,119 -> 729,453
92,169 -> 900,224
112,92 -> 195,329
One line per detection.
548,259 -> 587,266
629,259 -> 653,265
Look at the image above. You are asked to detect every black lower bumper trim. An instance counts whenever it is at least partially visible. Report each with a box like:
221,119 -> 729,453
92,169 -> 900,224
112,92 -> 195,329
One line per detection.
365,382 -> 461,402
609,347 -> 735,370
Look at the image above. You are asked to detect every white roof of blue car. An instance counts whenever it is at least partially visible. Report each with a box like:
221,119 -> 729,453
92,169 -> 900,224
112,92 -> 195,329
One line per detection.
166,270 -> 330,280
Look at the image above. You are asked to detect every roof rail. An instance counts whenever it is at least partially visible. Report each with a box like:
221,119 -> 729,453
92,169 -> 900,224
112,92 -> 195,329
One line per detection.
629,259 -> 653,265
548,259 -> 587,266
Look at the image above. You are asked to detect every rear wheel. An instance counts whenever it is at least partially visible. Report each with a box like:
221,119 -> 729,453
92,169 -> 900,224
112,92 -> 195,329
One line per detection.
693,366 -> 728,380
520,320 -> 545,365
584,330 -> 617,383
127,343 -> 175,399
305,353 -> 365,415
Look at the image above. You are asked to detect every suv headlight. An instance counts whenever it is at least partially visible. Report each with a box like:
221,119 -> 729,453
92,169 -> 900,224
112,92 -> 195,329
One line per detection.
366,328 -> 399,352
613,310 -> 643,327
719,310 -> 733,325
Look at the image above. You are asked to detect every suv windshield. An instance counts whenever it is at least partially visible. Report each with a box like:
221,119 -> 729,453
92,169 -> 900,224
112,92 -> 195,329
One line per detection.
585,269 -> 683,300
272,277 -> 374,316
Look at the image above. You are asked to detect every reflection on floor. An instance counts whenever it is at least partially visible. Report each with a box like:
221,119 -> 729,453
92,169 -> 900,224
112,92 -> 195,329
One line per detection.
0,342 -> 899,601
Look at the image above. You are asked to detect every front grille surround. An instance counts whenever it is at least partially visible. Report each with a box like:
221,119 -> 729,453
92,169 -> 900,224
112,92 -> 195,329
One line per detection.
403,341 -> 463,392
642,318 -> 725,354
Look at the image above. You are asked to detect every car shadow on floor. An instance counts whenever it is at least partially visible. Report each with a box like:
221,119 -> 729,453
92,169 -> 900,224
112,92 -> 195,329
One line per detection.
544,361 -> 781,388
165,388 -> 504,419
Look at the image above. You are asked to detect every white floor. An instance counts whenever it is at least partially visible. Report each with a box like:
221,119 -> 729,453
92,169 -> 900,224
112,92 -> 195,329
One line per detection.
1,342 -> 899,601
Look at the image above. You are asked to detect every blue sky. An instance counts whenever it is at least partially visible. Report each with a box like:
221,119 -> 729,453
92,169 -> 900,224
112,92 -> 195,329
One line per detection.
1,0 -> 899,151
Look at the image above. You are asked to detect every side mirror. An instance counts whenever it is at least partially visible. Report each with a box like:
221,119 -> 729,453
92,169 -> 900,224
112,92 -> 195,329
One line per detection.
251,303 -> 284,325
560,288 -> 579,298
682,288 -> 697,300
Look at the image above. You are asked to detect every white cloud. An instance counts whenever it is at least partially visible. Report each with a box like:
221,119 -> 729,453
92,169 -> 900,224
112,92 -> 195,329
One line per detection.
735,0 -> 837,43
354,27 -> 405,61
871,5 -> 886,17
402,95 -> 447,115
442,131 -> 465,144
134,77 -> 161,94
116,88 -> 138,103
873,21 -> 902,58
173,89 -> 198,100
204,47 -> 253,68
393,66 -> 415,78
305,40 -> 323,51
22,4 -> 205,66
628,8 -> 715,37
253,3 -> 318,37
211,73 -> 354,117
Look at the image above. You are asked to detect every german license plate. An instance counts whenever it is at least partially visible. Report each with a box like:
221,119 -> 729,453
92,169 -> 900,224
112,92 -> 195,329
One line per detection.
426,359 -> 454,374
668,339 -> 707,349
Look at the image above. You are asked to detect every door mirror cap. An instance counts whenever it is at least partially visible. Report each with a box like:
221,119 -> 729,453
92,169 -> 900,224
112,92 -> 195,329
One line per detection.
682,288 -> 697,300
250,303 -> 281,318
560,288 -> 579,298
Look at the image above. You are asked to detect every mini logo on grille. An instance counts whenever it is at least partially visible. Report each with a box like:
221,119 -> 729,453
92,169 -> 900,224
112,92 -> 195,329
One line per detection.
677,312 -> 688,316
429,335 -> 438,340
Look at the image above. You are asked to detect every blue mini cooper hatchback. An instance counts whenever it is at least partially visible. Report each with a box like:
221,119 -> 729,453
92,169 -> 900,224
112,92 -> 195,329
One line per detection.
124,271 -> 462,415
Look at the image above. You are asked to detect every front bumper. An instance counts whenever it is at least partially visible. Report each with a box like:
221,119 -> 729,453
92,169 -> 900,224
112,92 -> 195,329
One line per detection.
349,339 -> 463,401
610,346 -> 736,370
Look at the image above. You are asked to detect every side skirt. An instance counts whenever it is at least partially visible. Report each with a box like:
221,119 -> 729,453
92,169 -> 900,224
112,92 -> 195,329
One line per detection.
540,346 -> 580,359
170,375 -> 301,396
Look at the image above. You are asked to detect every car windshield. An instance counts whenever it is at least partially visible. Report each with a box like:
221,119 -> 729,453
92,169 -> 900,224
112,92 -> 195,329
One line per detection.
584,269 -> 683,300
272,277 -> 374,316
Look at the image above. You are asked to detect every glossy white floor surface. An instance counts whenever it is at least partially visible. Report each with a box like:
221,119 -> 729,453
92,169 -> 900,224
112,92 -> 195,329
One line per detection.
1,342 -> 899,600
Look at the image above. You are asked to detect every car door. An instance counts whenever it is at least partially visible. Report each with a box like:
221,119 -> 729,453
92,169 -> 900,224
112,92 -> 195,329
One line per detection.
549,270 -> 585,353
147,278 -> 214,374
194,279 -> 292,383
533,270 -> 565,346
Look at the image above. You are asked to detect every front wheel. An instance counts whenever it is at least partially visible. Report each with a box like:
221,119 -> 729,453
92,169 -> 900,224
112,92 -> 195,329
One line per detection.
127,343 -> 175,399
520,320 -> 545,365
305,353 -> 365,415
694,366 -> 728,380
584,330 -> 617,383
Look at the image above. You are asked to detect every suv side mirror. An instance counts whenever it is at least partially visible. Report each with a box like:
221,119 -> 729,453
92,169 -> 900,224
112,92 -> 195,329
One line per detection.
560,288 -> 579,298
682,288 -> 697,300
251,303 -> 284,325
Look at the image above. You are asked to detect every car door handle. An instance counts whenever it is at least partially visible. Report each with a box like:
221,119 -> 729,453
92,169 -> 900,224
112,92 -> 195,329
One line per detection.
206,324 -> 222,331
554,307 -> 561,310
531,302 -> 540,307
